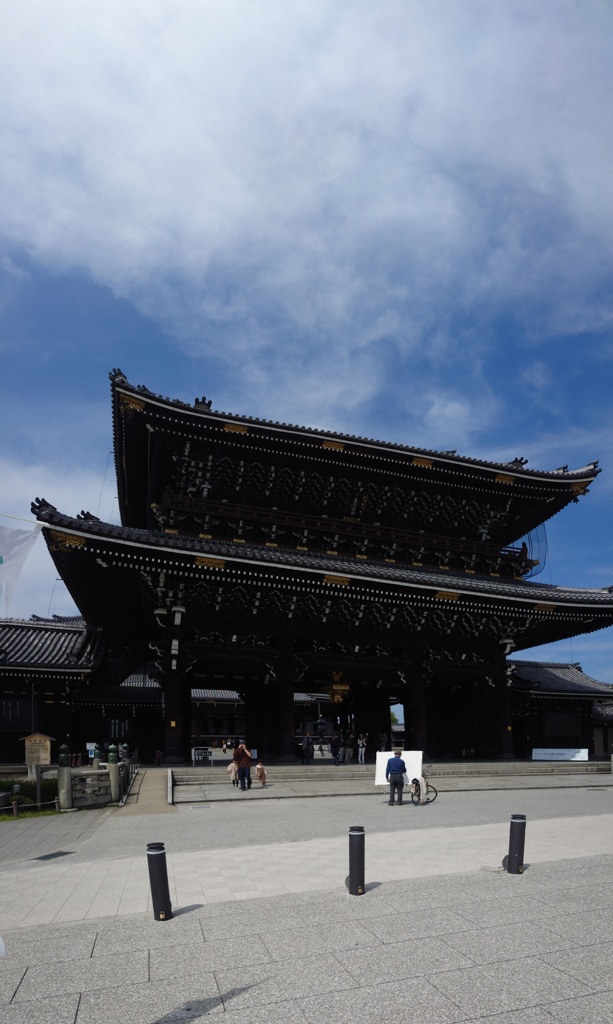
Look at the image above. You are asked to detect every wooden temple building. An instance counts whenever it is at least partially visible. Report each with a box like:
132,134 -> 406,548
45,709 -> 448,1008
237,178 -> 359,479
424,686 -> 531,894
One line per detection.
3,368 -> 613,762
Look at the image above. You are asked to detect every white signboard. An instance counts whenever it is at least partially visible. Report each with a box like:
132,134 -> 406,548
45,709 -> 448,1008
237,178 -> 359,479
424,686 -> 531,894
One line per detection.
375,750 -> 423,786
23,733 -> 53,766
532,748 -> 588,761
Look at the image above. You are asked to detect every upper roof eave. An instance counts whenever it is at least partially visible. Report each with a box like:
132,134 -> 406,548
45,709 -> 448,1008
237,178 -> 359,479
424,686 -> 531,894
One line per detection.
109,370 -> 600,486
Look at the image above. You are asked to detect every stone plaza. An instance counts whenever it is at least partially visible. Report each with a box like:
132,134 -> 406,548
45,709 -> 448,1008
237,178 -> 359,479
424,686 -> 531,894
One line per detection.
1,767 -> 613,1023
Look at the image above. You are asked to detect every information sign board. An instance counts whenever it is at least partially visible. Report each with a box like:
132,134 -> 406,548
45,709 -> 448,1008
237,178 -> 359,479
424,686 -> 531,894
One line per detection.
23,733 -> 53,766
532,748 -> 588,761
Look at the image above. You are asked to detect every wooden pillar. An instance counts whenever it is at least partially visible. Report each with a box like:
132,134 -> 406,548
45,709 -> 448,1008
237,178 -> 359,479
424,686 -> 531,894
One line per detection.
351,681 -> 372,745
273,674 -> 297,759
239,678 -> 270,757
162,672 -> 191,763
159,604 -> 190,764
371,682 -> 392,750
259,644 -> 297,759
495,660 -> 515,759
409,669 -> 428,754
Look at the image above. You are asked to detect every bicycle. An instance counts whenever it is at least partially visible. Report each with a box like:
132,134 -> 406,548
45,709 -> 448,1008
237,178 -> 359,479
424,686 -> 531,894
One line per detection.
410,766 -> 437,805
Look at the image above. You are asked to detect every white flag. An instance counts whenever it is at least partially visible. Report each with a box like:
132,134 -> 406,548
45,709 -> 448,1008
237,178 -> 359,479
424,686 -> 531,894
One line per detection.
0,522 -> 42,615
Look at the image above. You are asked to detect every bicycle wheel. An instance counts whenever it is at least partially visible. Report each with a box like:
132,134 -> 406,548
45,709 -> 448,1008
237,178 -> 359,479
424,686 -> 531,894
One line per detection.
423,783 -> 437,804
410,784 -> 421,806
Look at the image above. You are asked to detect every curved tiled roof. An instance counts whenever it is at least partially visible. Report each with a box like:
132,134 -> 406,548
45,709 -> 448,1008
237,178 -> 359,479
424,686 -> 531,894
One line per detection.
190,688 -> 328,703
109,369 -> 600,484
120,673 -> 161,688
30,613 -> 86,626
0,617 -> 102,673
31,499 -> 613,609
510,660 -> 613,696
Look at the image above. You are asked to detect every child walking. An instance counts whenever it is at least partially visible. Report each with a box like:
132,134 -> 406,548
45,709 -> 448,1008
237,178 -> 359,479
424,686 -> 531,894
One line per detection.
255,759 -> 267,787
226,761 -> 239,787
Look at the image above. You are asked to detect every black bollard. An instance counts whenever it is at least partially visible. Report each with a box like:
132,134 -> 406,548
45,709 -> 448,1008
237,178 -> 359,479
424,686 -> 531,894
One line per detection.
348,825 -> 365,895
507,814 -> 526,874
147,842 -> 173,920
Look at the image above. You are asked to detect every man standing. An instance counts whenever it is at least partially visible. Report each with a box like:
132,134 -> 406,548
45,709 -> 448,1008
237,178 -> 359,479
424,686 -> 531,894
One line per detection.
233,742 -> 253,791
385,748 -> 406,806
337,732 -> 345,765
301,733 -> 314,764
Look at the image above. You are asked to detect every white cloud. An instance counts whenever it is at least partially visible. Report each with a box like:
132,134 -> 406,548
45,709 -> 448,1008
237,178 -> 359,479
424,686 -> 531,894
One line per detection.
1,0 -> 612,430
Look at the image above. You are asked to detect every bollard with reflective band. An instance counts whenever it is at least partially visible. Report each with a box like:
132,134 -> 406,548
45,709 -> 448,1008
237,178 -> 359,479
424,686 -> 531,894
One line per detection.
147,842 -> 173,920
507,814 -> 526,874
348,825 -> 365,895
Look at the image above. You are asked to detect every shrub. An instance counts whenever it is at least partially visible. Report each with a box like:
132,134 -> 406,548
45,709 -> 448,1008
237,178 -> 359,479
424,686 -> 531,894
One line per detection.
0,777 -> 58,807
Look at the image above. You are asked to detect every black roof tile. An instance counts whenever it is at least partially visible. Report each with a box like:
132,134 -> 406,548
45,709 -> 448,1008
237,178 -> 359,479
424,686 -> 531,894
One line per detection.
0,617 -> 101,673
510,660 -> 613,696
110,370 -> 599,483
31,500 -> 613,608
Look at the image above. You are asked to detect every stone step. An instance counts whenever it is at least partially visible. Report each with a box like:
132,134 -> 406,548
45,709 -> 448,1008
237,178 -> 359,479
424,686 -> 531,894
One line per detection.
171,760 -> 610,785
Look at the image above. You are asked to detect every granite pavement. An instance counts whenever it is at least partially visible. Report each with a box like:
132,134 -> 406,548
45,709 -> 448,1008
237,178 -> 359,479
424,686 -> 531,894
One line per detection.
1,768 -> 612,1024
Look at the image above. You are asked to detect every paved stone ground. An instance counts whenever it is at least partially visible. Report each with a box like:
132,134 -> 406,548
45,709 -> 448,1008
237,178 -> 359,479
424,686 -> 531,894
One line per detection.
1,770 -> 613,1023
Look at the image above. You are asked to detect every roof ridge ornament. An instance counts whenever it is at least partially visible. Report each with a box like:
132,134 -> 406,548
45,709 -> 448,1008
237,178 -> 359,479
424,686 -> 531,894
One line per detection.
31,497 -> 57,519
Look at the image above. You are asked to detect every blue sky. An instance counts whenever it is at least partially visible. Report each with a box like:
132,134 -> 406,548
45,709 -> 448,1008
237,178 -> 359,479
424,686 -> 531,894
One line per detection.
2,1 -> 613,682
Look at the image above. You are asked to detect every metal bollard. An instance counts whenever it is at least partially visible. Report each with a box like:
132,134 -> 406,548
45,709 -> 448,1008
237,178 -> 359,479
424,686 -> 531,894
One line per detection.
507,813 -> 526,874
348,825 -> 365,895
146,842 -> 173,920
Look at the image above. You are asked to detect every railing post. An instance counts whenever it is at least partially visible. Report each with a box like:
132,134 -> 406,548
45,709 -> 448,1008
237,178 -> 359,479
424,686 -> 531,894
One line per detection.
58,765 -> 73,810
109,762 -> 120,803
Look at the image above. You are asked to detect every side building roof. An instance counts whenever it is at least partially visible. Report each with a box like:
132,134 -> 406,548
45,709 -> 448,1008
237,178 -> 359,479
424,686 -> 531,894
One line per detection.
510,660 -> 613,697
0,616 -> 103,679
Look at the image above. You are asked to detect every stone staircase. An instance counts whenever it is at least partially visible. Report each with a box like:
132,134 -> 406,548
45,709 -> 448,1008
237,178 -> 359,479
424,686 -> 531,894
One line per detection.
171,759 -> 611,787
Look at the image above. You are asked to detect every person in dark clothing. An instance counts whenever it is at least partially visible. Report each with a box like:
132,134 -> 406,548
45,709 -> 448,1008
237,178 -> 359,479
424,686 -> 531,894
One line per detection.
385,749 -> 406,805
301,733 -> 314,764
233,742 -> 252,791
